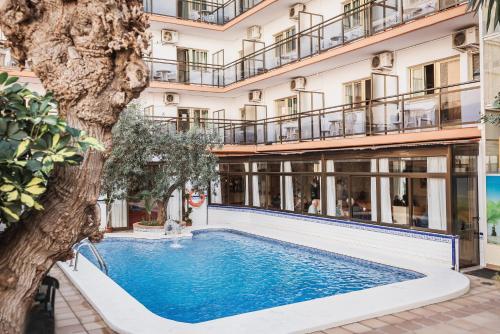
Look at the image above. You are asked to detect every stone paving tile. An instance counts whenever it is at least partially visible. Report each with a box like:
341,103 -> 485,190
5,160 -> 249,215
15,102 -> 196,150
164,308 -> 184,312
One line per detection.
315,275 -> 500,334
51,265 -> 500,334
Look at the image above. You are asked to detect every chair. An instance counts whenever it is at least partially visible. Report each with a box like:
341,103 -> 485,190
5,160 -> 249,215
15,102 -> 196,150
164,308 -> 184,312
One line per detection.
34,276 -> 59,318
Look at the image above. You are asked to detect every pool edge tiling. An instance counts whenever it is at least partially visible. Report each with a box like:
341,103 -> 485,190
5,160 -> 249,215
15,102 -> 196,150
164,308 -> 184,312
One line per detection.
59,224 -> 470,334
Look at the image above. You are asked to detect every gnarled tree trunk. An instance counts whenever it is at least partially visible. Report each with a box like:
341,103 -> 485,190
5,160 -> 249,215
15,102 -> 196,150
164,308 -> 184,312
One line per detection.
0,1 -> 149,332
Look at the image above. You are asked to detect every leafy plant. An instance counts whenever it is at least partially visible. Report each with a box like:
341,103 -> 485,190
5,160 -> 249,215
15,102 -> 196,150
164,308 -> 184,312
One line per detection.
0,72 -> 103,224
102,105 -> 221,226
468,0 -> 500,29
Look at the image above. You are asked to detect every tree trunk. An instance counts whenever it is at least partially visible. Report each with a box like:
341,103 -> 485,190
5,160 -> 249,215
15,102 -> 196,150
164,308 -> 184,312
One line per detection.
0,1 -> 149,332
157,200 -> 167,226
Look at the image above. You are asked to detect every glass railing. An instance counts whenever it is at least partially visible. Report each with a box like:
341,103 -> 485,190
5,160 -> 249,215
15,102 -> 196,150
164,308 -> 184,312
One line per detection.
143,0 -> 263,24
145,57 -> 224,86
152,81 -> 480,145
147,0 -> 465,87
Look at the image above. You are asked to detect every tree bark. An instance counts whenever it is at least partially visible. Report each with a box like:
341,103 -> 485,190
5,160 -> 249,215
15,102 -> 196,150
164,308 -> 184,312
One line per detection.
0,1 -> 149,332
156,200 -> 166,226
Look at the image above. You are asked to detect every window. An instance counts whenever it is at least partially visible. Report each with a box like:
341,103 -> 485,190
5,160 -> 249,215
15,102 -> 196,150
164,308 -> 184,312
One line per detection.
190,0 -> 209,12
275,96 -> 298,116
343,79 -> 371,106
409,56 -> 460,94
470,52 -> 480,81
343,0 -> 364,29
274,27 -> 297,57
189,49 -> 208,70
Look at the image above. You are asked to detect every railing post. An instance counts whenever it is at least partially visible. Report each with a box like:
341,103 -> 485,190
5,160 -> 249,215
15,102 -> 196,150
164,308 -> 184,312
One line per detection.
318,113 -> 323,140
438,88 -> 442,129
342,106 -> 346,137
401,94 -> 405,133
279,118 -> 283,143
298,113 -> 302,141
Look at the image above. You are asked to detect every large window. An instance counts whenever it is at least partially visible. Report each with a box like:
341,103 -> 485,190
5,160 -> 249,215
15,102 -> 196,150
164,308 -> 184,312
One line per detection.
212,147 -> 477,234
343,0 -> 364,29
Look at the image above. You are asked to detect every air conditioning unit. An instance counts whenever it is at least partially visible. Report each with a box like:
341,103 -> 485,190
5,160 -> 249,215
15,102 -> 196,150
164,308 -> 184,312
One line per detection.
249,90 -> 263,102
161,29 -> 179,44
289,3 -> 305,20
452,26 -> 479,51
371,51 -> 393,71
290,77 -> 306,91
247,25 -> 262,41
164,93 -> 180,105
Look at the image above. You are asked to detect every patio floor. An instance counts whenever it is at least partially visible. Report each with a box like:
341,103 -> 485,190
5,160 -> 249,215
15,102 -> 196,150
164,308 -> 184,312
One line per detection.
51,265 -> 500,334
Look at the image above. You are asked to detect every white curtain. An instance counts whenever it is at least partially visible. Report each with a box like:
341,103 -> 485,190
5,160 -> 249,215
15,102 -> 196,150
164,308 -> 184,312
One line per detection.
427,157 -> 447,230
211,165 -> 222,204
244,162 -> 249,206
283,161 -> 294,211
167,189 -> 181,221
379,158 -> 393,224
252,163 -> 260,207
326,160 -> 336,216
371,159 -> 378,222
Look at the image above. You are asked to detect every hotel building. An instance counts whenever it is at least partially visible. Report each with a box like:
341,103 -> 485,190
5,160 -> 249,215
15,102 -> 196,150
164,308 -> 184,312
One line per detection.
2,0 -> 499,271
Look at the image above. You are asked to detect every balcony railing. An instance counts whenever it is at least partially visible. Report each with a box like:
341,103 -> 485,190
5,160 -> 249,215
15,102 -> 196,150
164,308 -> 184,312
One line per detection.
147,0 -> 466,87
145,57 -> 224,86
153,81 -> 480,145
143,0 -> 263,25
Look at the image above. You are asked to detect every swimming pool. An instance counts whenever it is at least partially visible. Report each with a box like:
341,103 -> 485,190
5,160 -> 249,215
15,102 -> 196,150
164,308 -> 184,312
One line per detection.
81,230 -> 424,323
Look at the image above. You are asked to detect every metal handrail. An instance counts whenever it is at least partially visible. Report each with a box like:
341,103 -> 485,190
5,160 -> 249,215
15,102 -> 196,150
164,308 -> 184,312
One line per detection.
70,239 -> 109,275
146,0 -> 467,86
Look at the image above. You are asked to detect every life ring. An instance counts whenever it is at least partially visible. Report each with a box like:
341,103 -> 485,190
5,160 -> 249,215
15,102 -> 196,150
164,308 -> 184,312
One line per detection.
188,191 -> 206,208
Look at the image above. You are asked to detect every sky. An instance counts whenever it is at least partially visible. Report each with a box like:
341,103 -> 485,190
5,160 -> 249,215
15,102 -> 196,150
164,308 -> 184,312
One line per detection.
487,176 -> 500,201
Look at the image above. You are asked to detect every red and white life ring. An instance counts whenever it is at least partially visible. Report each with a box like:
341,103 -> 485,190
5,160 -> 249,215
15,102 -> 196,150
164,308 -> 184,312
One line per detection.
188,191 -> 206,208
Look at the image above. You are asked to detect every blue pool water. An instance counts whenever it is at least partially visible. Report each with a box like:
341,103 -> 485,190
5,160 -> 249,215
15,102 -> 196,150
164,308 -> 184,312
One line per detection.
81,230 -> 424,323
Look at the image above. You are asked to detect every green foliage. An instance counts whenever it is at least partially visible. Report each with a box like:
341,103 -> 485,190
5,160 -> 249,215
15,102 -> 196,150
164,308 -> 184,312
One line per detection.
487,200 -> 500,224
102,105 -> 221,223
468,0 -> 500,29
0,73 -> 104,224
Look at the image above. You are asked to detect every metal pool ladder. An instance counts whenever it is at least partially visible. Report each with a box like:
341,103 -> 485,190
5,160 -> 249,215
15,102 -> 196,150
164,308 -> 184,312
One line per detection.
70,238 -> 109,275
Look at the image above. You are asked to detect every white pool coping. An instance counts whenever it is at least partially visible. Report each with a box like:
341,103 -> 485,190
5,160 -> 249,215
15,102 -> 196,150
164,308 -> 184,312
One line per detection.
59,222 -> 470,334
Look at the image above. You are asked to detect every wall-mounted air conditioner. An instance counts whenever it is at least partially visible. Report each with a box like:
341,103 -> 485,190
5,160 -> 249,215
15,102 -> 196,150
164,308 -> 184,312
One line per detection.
452,26 -> 479,51
371,51 -> 393,71
289,3 -> 305,20
164,93 -> 180,105
161,29 -> 179,44
247,25 -> 262,41
290,77 -> 306,91
249,90 -> 262,103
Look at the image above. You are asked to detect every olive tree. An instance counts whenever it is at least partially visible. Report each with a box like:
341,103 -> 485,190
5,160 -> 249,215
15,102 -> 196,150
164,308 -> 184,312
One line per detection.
0,1 -> 149,332
102,107 -> 220,226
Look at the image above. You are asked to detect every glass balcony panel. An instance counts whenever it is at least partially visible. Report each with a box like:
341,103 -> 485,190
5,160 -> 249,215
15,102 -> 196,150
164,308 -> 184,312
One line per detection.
344,108 -> 367,135
403,95 -> 438,130
321,19 -> 344,51
371,0 -> 401,33
402,0 -> 438,21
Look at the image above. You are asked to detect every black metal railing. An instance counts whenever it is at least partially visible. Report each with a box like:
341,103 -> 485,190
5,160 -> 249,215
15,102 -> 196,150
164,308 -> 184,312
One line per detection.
143,0 -> 263,25
147,0 -> 466,87
151,81 -> 480,145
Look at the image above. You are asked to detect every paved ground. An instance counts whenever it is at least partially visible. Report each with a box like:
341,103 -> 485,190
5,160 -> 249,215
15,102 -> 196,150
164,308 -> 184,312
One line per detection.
51,266 -> 115,334
51,265 -> 500,334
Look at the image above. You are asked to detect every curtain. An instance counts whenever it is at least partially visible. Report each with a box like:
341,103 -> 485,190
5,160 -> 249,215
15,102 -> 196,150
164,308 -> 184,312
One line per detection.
326,160 -> 336,216
244,162 -> 249,206
252,163 -> 260,207
427,157 -> 447,230
283,161 -> 294,211
211,166 -> 222,204
371,159 -> 378,222
379,158 -> 393,224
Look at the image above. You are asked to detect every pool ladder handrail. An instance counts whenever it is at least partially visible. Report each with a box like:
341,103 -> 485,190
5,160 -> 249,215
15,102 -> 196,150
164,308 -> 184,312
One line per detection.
70,238 -> 109,275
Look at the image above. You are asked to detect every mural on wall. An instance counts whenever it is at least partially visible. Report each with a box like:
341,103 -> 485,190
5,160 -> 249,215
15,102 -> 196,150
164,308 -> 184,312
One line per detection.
487,175 -> 500,245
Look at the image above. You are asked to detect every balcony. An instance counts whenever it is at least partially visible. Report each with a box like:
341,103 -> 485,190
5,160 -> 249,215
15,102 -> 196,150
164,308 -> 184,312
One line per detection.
148,0 -> 469,89
152,81 -> 480,147
143,0 -> 263,25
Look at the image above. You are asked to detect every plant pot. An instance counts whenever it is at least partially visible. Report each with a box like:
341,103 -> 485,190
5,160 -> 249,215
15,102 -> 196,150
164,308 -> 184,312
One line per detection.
104,226 -> 113,233
133,222 -> 164,233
